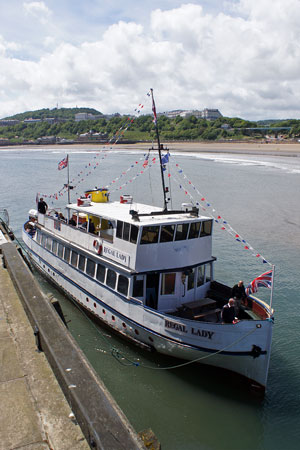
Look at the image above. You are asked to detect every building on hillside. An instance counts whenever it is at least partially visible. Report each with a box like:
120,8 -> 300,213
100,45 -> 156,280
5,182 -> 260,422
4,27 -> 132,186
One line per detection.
160,108 -> 222,120
0,119 -> 20,126
75,113 -> 103,121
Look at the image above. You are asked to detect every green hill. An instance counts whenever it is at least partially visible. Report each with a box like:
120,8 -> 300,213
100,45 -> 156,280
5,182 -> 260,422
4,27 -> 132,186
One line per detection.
3,107 -> 102,121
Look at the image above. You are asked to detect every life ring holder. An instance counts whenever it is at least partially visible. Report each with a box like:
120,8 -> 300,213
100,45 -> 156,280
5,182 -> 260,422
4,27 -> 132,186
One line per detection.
93,239 -> 103,255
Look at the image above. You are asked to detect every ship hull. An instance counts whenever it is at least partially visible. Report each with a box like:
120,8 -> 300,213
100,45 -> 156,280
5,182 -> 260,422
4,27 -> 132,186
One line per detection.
23,229 -> 273,393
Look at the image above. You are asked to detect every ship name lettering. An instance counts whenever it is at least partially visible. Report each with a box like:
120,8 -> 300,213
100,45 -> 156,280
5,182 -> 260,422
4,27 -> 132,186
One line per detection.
165,320 -> 187,333
191,328 -> 214,339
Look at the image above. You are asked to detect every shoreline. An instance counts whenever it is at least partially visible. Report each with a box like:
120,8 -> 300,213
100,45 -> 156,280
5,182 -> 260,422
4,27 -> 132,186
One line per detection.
1,141 -> 300,157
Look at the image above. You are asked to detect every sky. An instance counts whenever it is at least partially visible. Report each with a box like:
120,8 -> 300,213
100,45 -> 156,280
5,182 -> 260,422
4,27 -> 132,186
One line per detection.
1,0 -> 300,120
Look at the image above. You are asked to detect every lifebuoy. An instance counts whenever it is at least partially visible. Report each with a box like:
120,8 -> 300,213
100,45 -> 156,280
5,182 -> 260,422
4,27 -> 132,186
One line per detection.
93,239 -> 102,254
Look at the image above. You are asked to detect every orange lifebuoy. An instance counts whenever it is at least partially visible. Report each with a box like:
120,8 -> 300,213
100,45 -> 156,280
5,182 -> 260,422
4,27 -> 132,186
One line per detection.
93,239 -> 102,254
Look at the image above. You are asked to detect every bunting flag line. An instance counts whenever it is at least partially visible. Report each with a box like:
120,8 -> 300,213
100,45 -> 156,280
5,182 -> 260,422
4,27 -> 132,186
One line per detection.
170,156 -> 271,266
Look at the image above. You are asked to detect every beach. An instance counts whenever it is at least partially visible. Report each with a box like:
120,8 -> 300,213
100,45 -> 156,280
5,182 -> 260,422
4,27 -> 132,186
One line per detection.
2,140 -> 300,157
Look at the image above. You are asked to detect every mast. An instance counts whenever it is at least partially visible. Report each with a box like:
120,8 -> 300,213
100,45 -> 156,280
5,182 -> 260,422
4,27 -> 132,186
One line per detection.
67,154 -> 70,204
150,88 -> 168,211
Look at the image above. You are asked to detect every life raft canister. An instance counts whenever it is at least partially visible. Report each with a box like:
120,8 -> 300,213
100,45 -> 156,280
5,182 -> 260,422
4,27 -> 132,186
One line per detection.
93,239 -> 103,254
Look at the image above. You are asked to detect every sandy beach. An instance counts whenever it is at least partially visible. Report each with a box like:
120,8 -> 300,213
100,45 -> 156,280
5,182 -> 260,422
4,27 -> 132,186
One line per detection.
2,140 -> 300,156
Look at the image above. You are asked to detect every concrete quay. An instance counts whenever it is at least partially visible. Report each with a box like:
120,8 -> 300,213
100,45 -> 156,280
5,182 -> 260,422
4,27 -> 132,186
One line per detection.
0,239 -> 145,450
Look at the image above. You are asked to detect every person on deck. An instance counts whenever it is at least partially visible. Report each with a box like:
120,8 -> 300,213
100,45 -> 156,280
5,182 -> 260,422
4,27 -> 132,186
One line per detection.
37,198 -> 48,214
221,298 -> 237,324
232,280 -> 247,315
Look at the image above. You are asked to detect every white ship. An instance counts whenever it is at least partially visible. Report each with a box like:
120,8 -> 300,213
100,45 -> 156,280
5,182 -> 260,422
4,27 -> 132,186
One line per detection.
22,92 -> 274,394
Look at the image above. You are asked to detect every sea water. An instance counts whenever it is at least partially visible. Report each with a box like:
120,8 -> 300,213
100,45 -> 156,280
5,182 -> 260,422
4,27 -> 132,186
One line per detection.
1,145 -> 300,450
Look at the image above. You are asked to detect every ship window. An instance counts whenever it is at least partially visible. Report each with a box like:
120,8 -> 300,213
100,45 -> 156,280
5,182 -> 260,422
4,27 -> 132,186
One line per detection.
175,223 -> 189,241
188,222 -> 201,239
130,225 -> 138,244
200,220 -> 212,237
52,240 -> 58,254
140,226 -> 159,244
161,273 -> 176,295
46,237 -> 52,251
197,266 -> 205,287
133,276 -> 144,297
41,234 -> 47,247
96,264 -> 106,283
123,222 -> 130,241
58,243 -> 64,258
78,254 -> 85,272
36,230 -> 41,244
117,275 -> 129,296
106,269 -> 116,289
160,225 -> 175,243
86,258 -> 96,277
116,221 -> 123,239
64,247 -> 71,262
205,263 -> 211,282
71,251 -> 78,267
187,269 -> 195,290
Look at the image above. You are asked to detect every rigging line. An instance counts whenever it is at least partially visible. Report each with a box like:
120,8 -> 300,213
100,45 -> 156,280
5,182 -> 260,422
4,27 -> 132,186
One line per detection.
170,159 -> 272,266
113,326 -> 259,370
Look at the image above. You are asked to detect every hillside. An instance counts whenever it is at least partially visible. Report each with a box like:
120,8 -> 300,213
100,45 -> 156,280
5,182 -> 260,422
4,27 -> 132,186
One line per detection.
3,107 -> 102,121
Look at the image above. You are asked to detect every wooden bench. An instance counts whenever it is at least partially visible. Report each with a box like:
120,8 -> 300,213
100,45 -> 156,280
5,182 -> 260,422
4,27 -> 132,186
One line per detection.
194,308 -> 221,320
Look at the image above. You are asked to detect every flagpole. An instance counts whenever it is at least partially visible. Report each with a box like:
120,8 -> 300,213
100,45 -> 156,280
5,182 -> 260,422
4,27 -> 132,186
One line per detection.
67,154 -> 70,204
270,264 -> 275,309
150,88 -> 168,211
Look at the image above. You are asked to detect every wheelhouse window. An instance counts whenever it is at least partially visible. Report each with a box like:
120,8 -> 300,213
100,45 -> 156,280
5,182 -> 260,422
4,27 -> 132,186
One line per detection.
78,254 -> 85,272
188,222 -> 201,239
123,222 -> 130,241
175,223 -> 189,241
140,226 -> 159,244
161,273 -> 176,295
160,225 -> 175,243
116,221 -> 123,239
130,225 -> 138,244
96,263 -> 106,283
71,250 -> 78,267
117,275 -> 129,296
133,275 -> 144,297
106,269 -> 116,289
200,220 -> 212,237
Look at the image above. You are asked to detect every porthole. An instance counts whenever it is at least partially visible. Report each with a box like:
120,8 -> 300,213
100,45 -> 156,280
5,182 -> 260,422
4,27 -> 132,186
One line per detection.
112,315 -> 115,321
149,336 -> 154,342
94,303 -> 97,308
135,329 -> 139,335
122,322 -> 126,328
86,297 -> 89,302
102,309 -> 106,315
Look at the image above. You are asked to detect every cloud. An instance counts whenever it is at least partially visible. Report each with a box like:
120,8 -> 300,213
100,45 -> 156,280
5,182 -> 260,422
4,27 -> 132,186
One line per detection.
1,1 -> 300,120
23,1 -> 52,24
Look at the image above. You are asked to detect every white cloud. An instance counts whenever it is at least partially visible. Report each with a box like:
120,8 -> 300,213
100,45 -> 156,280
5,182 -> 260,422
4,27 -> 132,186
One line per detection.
23,1 -> 52,24
1,1 -> 300,120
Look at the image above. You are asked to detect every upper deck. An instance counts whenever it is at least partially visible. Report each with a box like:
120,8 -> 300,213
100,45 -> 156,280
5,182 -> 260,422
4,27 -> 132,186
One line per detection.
39,200 -> 214,272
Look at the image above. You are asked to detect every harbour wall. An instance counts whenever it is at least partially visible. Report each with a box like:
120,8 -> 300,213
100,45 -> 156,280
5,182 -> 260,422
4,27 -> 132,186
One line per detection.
1,240 -> 144,450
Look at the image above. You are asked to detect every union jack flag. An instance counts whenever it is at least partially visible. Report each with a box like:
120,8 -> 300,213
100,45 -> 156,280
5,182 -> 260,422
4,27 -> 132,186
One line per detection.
246,270 -> 273,296
150,89 -> 157,124
58,156 -> 68,170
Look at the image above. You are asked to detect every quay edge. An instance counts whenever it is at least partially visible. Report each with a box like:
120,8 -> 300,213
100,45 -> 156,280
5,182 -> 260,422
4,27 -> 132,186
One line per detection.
1,240 -> 145,450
